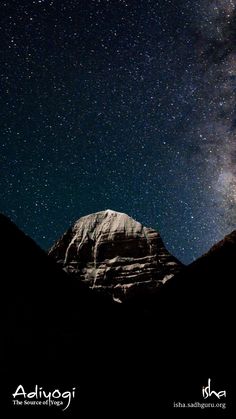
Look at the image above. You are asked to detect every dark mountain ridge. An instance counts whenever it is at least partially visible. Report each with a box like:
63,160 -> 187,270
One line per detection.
3,212 -> 233,417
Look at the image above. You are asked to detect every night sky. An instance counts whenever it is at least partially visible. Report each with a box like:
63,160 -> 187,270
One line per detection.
1,0 -> 236,263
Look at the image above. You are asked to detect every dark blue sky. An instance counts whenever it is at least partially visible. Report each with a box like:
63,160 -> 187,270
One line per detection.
1,0 -> 236,263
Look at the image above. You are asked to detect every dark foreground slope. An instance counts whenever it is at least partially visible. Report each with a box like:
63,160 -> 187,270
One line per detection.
3,213 -> 120,413
4,214 -> 233,417
153,230 -> 235,413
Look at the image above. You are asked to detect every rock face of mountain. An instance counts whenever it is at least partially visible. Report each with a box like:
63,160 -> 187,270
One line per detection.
49,209 -> 182,302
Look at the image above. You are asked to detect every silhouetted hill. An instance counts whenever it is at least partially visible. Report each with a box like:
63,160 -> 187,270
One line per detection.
3,213 -> 119,374
3,214 -> 232,417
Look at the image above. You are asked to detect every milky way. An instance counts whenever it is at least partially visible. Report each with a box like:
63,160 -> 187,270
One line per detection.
193,0 -> 236,231
0,0 -> 236,263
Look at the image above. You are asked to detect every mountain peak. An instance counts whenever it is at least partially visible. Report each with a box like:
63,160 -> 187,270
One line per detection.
73,210 -> 146,242
105,209 -> 121,214
49,211 -> 182,302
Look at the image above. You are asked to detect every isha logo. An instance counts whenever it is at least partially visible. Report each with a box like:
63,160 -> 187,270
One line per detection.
202,378 -> 226,399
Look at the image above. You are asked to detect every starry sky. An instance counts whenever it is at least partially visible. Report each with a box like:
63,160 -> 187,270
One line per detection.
1,0 -> 236,264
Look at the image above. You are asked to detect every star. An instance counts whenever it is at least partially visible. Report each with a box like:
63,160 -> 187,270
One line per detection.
0,0 -> 235,263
